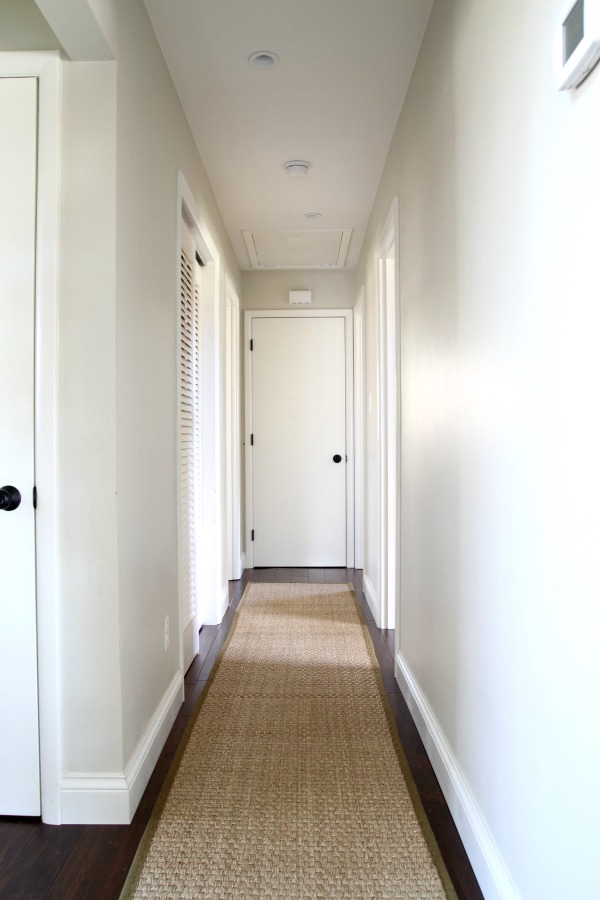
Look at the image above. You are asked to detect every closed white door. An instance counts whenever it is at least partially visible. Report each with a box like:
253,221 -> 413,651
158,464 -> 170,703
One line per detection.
251,316 -> 346,567
0,78 -> 41,815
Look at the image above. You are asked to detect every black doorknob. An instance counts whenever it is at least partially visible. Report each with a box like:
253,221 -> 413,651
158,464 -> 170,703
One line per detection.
0,485 -> 21,511
332,454 -> 342,464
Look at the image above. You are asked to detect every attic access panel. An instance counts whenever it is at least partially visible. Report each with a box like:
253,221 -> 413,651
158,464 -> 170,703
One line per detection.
243,229 -> 351,270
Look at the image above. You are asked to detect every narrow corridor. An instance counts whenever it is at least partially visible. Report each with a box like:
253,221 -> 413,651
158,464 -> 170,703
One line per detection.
0,569 -> 482,899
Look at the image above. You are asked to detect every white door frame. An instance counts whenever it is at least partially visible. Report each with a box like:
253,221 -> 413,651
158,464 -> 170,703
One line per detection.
176,173 -> 224,640
376,197 -> 400,630
244,308 -> 354,569
354,288 -> 365,571
0,53 -> 62,823
177,220 -> 204,671
225,275 -> 242,580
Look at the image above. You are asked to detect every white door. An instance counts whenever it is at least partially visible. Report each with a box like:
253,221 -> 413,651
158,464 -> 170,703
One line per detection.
179,224 -> 202,671
251,316 -> 346,567
0,77 -> 41,815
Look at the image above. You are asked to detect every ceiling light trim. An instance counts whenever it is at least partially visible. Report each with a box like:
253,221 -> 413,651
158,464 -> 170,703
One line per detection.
284,160 -> 311,177
248,50 -> 279,68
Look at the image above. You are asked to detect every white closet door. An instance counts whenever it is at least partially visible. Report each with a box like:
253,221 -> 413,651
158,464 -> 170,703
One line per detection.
0,77 -> 40,815
179,238 -> 201,669
251,316 -> 346,567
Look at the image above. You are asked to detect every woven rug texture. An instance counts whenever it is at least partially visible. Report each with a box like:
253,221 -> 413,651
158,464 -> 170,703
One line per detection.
122,582 -> 456,899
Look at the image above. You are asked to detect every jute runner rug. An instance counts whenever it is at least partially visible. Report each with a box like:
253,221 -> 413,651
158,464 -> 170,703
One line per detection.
122,583 -> 456,898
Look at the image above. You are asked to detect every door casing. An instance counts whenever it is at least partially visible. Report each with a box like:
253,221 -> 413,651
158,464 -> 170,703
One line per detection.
375,196 -> 400,631
225,275 -> 242,579
244,308 -> 354,569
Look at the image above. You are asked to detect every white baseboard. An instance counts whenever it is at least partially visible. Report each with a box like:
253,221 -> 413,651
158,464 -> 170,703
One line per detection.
220,584 -> 229,618
362,571 -> 379,622
205,583 -> 231,625
60,773 -> 131,824
395,652 -> 520,900
60,669 -> 184,824
124,669 -> 184,818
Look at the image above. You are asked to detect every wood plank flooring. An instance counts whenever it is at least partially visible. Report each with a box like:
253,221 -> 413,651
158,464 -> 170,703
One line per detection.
0,569 -> 483,899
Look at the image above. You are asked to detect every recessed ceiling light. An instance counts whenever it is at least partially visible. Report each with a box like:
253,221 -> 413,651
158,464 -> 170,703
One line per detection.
284,160 -> 311,177
248,51 -> 279,69
304,212 -> 322,220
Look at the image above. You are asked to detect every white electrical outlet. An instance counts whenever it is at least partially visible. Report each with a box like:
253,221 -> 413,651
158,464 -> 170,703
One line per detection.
163,616 -> 169,651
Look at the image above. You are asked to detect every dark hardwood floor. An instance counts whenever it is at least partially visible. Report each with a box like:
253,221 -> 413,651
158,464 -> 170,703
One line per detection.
0,569 -> 482,899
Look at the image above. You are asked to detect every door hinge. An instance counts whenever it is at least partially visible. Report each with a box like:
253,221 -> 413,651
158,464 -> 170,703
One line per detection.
250,433 -> 254,446
33,485 -> 37,509
250,338 -> 253,351
251,529 -> 255,541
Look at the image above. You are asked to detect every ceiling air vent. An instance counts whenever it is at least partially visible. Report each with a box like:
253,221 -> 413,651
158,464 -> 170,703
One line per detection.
243,229 -> 351,270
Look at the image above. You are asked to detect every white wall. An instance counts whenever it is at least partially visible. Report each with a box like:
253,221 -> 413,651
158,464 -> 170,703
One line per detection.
358,0 -> 600,897
242,268 -> 355,310
34,0 -> 242,821
58,61 -> 122,777
0,0 -> 63,51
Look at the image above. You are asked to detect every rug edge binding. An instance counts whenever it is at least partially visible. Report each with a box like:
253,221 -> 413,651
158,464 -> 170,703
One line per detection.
119,582 -> 254,898
121,582 -> 463,899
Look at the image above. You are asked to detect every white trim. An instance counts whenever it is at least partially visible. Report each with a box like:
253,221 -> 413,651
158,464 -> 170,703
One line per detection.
60,670 -> 183,824
123,669 -> 183,820
178,226 -> 201,672
244,308 -> 354,569
244,319 -> 252,563
337,229 -> 352,269
242,228 -> 352,270
176,172 -> 224,646
395,653 -> 521,900
242,230 -> 260,269
60,774 -> 130,825
220,585 -> 230,619
225,274 -> 242,580
0,52 -> 62,825
354,287 -> 365,570
375,196 -> 400,630
362,571 -> 379,622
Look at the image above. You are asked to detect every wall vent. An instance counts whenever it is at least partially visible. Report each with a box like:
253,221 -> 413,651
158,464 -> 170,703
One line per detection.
289,290 -> 312,305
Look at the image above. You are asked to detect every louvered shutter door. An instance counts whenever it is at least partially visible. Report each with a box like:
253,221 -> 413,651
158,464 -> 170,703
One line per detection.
180,248 -> 200,630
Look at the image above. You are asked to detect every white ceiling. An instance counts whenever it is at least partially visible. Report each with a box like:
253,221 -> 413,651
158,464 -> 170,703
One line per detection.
142,0 -> 433,270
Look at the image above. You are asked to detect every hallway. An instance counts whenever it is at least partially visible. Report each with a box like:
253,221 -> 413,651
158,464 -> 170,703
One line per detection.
0,570 -> 482,900
2,1 -> 600,896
